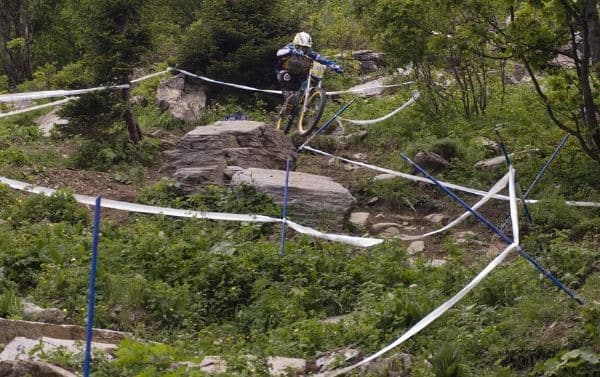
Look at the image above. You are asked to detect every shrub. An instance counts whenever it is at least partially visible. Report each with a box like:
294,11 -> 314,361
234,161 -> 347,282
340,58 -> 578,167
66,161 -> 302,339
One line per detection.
8,190 -> 88,227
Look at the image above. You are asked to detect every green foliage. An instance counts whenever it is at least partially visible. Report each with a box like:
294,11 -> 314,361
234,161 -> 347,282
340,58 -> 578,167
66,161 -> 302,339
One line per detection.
62,131 -> 159,171
178,0 -> 299,97
430,343 -> 468,377
534,349 -> 600,377
0,288 -> 22,318
8,190 -> 89,227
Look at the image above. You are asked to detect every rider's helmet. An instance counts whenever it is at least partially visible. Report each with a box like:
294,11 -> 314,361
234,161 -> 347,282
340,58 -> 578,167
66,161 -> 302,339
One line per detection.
292,32 -> 312,53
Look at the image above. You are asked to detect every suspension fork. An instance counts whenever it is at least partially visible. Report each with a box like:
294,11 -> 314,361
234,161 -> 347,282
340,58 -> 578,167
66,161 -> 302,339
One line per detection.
301,75 -> 312,113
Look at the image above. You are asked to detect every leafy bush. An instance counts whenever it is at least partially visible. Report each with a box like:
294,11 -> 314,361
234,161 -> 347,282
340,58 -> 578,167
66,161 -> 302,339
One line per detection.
8,190 -> 88,227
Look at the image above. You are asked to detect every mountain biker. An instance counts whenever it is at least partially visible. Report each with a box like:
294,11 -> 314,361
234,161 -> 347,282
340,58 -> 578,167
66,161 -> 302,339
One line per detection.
275,32 -> 343,117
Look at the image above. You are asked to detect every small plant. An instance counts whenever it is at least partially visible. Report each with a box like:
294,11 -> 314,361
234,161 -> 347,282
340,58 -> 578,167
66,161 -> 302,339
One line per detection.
0,288 -> 22,318
8,190 -> 89,227
430,343 -> 468,377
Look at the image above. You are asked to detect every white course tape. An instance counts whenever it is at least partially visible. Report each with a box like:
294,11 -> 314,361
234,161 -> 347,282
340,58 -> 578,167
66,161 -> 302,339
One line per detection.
325,82 -> 414,96
0,69 -> 170,103
172,68 -> 413,97
318,165 -> 523,376
301,146 -> 600,208
395,173 -> 509,241
172,68 -> 282,95
0,85 -> 129,103
508,167 -> 520,245
337,91 -> 420,125
0,176 -> 382,248
286,219 -> 382,248
321,242 -> 519,376
0,97 -> 77,119
302,146 -> 510,200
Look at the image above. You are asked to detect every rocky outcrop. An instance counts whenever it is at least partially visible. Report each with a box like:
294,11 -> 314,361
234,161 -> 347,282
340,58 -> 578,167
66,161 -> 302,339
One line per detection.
0,318 -> 127,345
352,50 -> 386,74
156,73 -> 207,123
165,121 -> 297,190
231,168 -> 354,230
0,360 -> 77,377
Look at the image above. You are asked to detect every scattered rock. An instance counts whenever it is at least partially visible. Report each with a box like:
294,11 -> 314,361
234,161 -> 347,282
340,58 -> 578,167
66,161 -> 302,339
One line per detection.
267,356 -> 306,376
344,163 -> 360,171
407,241 -> 425,255
352,153 -> 368,161
231,168 -> 354,230
473,155 -> 506,169
424,213 -> 448,224
374,173 -> 397,181
360,352 -> 413,377
22,303 -> 65,324
34,108 -> 68,137
366,197 -> 379,206
474,149 -> 540,169
428,259 -> 447,267
199,356 -> 227,374
371,222 -> 402,232
156,73 -> 207,123
314,347 -> 362,372
474,137 -> 499,153
394,215 -> 415,221
0,360 -> 77,377
165,121 -> 297,189
453,231 -> 479,245
413,151 -> 450,172
350,212 -> 370,228
380,227 -> 401,238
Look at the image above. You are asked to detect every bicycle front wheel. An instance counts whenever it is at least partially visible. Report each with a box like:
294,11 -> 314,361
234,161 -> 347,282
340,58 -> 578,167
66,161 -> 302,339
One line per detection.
297,88 -> 326,136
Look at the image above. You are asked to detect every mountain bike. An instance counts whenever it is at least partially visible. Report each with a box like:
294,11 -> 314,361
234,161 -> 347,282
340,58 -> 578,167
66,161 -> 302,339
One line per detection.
276,61 -> 328,137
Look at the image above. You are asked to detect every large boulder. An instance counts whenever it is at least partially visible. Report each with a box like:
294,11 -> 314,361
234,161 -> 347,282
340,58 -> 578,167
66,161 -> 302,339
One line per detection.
231,168 -> 354,230
156,73 -> 207,123
165,121 -> 297,190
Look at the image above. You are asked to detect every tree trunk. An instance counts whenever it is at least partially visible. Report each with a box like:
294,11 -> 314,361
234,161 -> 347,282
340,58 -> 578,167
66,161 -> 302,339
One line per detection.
583,0 -> 600,73
121,86 -> 142,144
0,0 -> 32,87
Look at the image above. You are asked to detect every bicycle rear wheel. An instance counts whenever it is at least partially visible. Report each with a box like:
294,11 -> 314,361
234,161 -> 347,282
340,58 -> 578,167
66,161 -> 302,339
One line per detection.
297,88 -> 326,136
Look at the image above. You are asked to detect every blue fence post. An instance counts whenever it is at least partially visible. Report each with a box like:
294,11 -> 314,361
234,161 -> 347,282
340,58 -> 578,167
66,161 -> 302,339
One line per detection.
280,159 -> 291,256
400,153 -> 583,305
494,126 -> 534,223
499,133 -> 570,231
83,196 -> 102,377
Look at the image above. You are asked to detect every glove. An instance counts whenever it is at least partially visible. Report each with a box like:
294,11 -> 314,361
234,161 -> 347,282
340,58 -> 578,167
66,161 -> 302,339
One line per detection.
331,63 -> 343,74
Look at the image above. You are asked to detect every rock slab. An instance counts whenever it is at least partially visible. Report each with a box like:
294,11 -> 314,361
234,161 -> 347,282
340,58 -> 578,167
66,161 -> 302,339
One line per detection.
166,121 -> 297,189
0,318 -> 126,345
231,168 -> 354,230
0,360 -> 76,377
